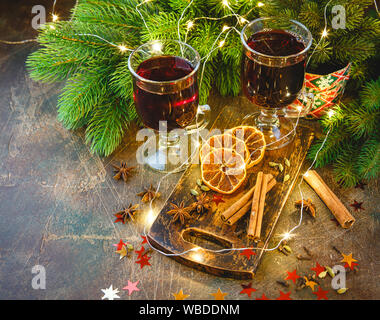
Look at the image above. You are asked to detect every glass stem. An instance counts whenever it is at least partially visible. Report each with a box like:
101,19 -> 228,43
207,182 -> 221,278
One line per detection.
256,109 -> 280,129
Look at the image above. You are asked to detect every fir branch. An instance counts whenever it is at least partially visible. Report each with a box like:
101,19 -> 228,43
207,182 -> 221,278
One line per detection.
356,135 -> 380,180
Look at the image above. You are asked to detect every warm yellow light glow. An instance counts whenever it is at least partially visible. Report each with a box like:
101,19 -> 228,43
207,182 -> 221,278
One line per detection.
257,2 -> 265,7
152,41 -> 163,52
322,28 -> 328,38
283,232 -> 292,240
52,14 -> 59,22
304,171 -> 309,178
327,109 -> 335,118
297,105 -> 303,112
118,45 -> 128,52
187,20 -> 194,30
219,40 -> 225,48
222,25 -> 230,32
145,209 -> 157,227
222,0 -> 229,7
50,25 -> 55,30
239,17 -> 248,24
191,251 -> 204,262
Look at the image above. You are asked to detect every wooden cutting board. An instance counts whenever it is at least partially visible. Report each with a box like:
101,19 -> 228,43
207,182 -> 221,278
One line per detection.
148,103 -> 314,279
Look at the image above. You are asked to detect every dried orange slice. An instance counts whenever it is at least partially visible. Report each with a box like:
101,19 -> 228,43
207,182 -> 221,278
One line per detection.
199,134 -> 250,164
227,126 -> 266,168
201,148 -> 246,194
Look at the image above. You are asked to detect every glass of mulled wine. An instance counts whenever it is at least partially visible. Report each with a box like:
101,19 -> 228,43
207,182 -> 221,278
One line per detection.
241,17 -> 312,149
128,40 -> 206,173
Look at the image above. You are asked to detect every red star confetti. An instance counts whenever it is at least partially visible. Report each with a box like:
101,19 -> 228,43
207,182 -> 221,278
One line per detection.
114,239 -> 127,251
256,293 -> 270,300
141,235 -> 148,244
135,246 -> 146,259
285,269 -> 300,284
313,286 -> 329,300
341,253 -> 358,270
276,291 -> 292,300
123,280 -> 140,296
350,200 -> 364,211
240,249 -> 256,259
212,194 -> 225,205
240,282 -> 256,298
344,261 -> 359,270
136,255 -> 151,269
311,262 -> 326,276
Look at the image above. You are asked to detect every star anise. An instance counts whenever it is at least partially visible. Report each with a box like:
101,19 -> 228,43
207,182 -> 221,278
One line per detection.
137,184 -> 161,203
295,198 -> 316,218
112,162 -> 135,182
191,193 -> 212,214
114,204 -> 139,224
167,201 -> 192,225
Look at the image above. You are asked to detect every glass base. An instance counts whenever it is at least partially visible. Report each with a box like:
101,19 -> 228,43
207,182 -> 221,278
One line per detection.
242,112 -> 296,150
141,134 -> 189,173
186,104 -> 211,133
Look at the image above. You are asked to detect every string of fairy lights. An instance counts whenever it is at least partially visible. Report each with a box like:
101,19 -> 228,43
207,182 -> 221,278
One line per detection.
0,0 -> 339,259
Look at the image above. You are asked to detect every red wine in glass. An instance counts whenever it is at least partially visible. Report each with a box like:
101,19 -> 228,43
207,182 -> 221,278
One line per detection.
133,55 -> 199,131
242,30 -> 306,109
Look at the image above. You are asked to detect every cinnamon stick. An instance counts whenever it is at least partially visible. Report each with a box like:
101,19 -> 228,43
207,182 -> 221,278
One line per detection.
220,173 -> 273,222
303,170 -> 355,229
225,175 -> 277,225
254,173 -> 269,240
247,172 -> 263,238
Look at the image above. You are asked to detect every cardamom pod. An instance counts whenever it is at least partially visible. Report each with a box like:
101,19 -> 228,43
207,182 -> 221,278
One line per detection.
269,162 -> 278,167
325,266 -> 335,278
283,174 -> 290,183
278,163 -> 284,172
201,185 -> 210,192
190,189 -> 199,196
196,179 -> 203,187
285,158 -> 290,167
283,245 -> 292,254
318,270 -> 327,279
337,288 -> 348,294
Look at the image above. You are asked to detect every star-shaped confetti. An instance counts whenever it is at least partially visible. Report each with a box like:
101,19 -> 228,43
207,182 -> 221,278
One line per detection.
313,286 -> 329,300
344,261 -> 359,270
114,239 -> 127,251
210,288 -> 228,300
240,282 -> 256,298
285,269 -> 300,284
350,200 -> 364,211
304,276 -> 318,291
172,289 -> 190,300
136,255 -> 151,269
276,291 -> 292,300
341,253 -> 358,270
101,285 -> 120,300
240,249 -> 256,259
135,246 -> 146,259
212,194 -> 225,205
256,293 -> 270,300
141,235 -> 148,244
123,280 -> 140,296
115,245 -> 129,259
311,262 -> 326,276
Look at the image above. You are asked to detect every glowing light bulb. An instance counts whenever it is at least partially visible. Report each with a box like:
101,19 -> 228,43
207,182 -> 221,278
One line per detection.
222,25 -> 230,32
239,17 -> 248,24
50,25 -> 55,30
222,0 -> 229,7
327,109 -> 335,118
52,14 -> 59,22
152,41 -> 163,52
296,105 -> 303,112
283,232 -> 292,240
145,209 -> 156,226
118,45 -> 128,52
257,2 -> 265,7
187,20 -> 194,30
219,40 -> 225,48
191,251 -> 203,262
322,28 -> 328,38
304,171 -> 309,178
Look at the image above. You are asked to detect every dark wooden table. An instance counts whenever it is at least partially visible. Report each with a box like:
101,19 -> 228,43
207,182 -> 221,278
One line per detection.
0,1 -> 379,300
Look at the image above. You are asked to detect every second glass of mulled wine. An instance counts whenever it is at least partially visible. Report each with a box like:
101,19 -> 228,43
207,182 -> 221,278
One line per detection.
241,17 -> 312,149
128,40 -> 205,173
